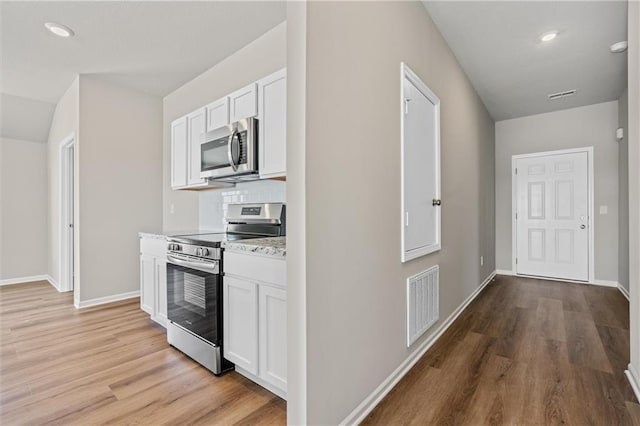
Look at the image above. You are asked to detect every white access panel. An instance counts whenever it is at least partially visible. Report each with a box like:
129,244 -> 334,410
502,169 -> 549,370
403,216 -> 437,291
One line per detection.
401,63 -> 441,262
515,151 -> 590,281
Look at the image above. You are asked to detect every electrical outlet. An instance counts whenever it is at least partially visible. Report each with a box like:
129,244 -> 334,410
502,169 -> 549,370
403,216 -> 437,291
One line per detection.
599,205 -> 608,215
480,256 -> 484,266
170,203 -> 175,214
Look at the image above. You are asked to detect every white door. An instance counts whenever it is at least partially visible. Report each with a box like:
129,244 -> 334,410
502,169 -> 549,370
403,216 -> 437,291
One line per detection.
171,117 -> 188,188
206,97 -> 230,132
229,83 -> 257,122
515,151 -> 589,281
258,285 -> 287,393
223,276 -> 258,374
258,69 -> 287,179
402,68 -> 440,260
187,108 -> 206,186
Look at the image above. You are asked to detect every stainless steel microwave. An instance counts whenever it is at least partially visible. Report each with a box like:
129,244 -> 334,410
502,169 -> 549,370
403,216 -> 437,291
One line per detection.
200,118 -> 258,181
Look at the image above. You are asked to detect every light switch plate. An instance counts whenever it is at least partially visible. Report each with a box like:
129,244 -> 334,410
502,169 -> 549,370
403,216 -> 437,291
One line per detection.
599,205 -> 608,215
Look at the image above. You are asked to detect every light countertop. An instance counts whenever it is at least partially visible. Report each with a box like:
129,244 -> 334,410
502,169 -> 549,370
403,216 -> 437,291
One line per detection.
221,237 -> 286,257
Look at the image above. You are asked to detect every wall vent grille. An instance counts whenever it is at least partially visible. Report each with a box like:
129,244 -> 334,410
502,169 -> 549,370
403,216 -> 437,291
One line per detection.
406,265 -> 439,347
548,89 -> 577,100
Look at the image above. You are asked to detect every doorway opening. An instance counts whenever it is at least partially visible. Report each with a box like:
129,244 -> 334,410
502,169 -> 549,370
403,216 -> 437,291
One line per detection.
512,147 -> 594,282
59,135 -> 75,295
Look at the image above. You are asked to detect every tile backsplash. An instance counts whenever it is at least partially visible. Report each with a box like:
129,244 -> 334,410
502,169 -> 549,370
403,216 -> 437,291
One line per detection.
199,180 -> 286,230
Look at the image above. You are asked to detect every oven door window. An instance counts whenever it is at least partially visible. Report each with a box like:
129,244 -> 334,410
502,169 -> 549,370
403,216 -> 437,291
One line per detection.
167,262 -> 220,345
201,137 -> 231,172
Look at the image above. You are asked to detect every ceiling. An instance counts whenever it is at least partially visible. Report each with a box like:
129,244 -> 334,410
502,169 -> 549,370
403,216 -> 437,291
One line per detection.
423,1 -> 628,121
1,1 -> 286,142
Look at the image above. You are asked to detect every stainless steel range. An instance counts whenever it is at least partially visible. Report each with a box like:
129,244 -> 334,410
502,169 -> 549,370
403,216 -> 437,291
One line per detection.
165,202 -> 286,375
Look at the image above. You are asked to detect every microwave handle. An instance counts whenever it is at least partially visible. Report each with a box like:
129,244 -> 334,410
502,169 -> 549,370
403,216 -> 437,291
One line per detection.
227,130 -> 239,172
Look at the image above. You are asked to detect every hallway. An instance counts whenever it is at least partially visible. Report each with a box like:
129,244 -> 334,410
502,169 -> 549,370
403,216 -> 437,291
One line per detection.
364,275 -> 640,425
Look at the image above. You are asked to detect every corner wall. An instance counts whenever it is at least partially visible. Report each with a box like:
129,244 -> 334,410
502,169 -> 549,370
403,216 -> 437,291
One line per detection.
619,89 -> 629,292
78,75 -> 163,302
299,2 -> 495,423
0,138 -> 48,281
495,101 -> 620,282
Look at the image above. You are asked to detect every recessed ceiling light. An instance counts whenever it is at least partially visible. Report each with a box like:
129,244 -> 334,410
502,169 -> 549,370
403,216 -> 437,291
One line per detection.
610,41 -> 628,53
44,22 -> 74,38
540,31 -> 558,42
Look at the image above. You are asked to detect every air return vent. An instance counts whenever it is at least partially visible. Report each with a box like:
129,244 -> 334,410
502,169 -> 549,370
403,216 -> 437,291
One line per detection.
548,89 -> 576,100
407,265 -> 439,347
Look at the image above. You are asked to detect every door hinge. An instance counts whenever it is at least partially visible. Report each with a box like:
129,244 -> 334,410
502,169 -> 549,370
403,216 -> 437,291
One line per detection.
515,212 -> 518,220
515,258 -> 518,265
515,168 -> 518,175
404,98 -> 411,114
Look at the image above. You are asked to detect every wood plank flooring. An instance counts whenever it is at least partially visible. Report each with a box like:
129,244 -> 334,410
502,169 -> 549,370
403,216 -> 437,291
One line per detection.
0,281 -> 286,425
364,275 -> 640,425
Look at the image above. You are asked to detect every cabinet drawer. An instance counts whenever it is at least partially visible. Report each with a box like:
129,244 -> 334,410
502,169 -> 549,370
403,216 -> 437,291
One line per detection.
224,252 -> 285,287
140,236 -> 166,258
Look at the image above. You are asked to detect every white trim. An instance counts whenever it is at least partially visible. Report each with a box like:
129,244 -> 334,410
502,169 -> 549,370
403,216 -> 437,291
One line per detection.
511,147 -> 595,282
75,291 -> 140,309
340,271 -> 497,426
617,284 -> 630,301
496,269 -> 515,276
400,62 -> 441,263
58,133 -> 76,294
0,275 -> 50,286
47,275 -> 63,292
625,364 -> 640,403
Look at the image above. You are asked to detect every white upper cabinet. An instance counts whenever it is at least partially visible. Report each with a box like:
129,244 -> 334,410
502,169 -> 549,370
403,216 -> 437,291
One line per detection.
170,116 -> 188,189
206,97 -> 230,132
258,69 -> 287,179
187,108 -> 207,187
229,83 -> 258,122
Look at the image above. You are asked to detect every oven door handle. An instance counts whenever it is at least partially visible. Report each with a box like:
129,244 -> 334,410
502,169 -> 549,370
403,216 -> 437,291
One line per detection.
167,255 -> 219,274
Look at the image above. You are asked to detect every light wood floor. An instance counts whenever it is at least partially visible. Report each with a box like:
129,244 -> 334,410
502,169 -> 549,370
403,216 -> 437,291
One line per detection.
364,275 -> 640,425
0,281 -> 286,425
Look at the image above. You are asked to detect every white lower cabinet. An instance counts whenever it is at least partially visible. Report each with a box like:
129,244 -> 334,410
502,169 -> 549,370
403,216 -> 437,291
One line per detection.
139,235 -> 167,327
223,277 -> 259,374
223,251 -> 286,398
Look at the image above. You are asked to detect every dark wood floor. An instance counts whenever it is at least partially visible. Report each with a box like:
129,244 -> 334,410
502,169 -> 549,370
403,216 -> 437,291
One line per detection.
365,275 -> 640,425
0,281 -> 286,425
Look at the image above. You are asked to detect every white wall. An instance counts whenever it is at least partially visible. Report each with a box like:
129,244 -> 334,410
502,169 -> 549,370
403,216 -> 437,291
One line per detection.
627,0 -> 640,395
0,138 -> 48,280
47,77 -> 79,286
619,89 -> 629,292
495,101 -> 620,282
78,75 -> 163,302
162,22 -> 287,232
288,2 -> 496,423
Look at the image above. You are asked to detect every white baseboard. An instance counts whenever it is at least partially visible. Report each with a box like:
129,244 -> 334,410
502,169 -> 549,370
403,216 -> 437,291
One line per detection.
496,269 -> 514,276
617,284 -> 630,301
625,364 -> 640,403
339,271 -> 497,426
47,275 -> 63,292
75,291 -> 140,309
0,274 -> 50,286
591,279 -> 619,288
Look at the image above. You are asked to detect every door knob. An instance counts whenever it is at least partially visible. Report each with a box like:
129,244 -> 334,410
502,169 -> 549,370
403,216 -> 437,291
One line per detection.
580,224 -> 586,229
432,199 -> 442,206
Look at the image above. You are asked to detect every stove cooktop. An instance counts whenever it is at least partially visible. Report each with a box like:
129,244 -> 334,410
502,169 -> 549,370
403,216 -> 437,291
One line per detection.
167,232 -> 262,247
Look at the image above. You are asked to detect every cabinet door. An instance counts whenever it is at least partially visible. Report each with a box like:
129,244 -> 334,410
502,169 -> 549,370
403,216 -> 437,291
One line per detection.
229,83 -> 257,122
140,253 -> 155,315
187,108 -> 206,186
258,285 -> 287,392
206,97 -> 230,132
223,276 -> 258,374
155,258 -> 167,327
258,69 -> 287,179
170,116 -> 188,188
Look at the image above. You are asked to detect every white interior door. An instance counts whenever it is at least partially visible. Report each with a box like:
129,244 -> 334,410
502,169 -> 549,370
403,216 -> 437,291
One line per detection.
515,151 -> 589,281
